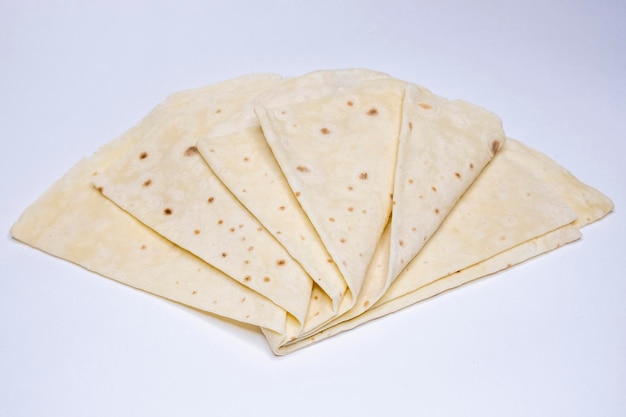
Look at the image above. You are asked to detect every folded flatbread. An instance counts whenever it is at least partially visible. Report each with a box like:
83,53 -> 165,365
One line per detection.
10,84 -> 288,332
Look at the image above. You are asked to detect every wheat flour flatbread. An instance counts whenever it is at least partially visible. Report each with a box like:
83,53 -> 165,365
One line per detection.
10,88 -> 287,332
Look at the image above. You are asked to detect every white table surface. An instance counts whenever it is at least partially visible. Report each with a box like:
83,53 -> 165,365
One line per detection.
1,1 -> 624,416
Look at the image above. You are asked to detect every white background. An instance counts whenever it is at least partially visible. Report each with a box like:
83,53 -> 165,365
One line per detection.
1,1 -> 624,416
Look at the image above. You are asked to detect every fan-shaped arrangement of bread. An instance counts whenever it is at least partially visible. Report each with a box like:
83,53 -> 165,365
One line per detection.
11,70 -> 613,355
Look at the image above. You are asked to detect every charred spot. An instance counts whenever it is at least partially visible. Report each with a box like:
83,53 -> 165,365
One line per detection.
192,290 -> 197,295
491,140 -> 501,154
207,196 -> 215,203
359,172 -> 368,180
295,191 -> 301,197
366,108 -> 378,116
469,162 -> 475,169
244,275 -> 251,282
347,100 -> 354,107
163,208 -> 172,215
297,165 -> 309,173
431,186 -> 437,192
327,258 -> 334,264
320,127 -> 331,135
340,238 -> 346,244
455,172 -> 461,179
140,244 -> 147,250
184,146 -> 199,157
348,206 -> 354,212
434,208 -> 440,214
96,186 -> 104,193
194,229 -> 201,235
139,151 -> 148,160
279,206 -> 286,211
277,259 -> 286,266
229,227 -> 235,232
217,219 -> 223,225
142,179 -> 152,187
221,252 -> 228,257
263,276 -> 271,283
399,239 -> 406,247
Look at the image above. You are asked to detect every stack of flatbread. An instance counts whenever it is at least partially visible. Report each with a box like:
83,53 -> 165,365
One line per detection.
11,69 -> 613,355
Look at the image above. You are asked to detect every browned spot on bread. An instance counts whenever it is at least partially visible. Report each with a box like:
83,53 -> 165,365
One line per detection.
96,186 -> 104,193
241,297 -> 246,303
411,227 -> 417,232
238,224 -> 243,229
217,219 -> 223,225
347,100 -> 354,107
366,108 -> 378,116
348,206 -> 354,212
313,295 -> 319,301
363,300 -> 370,308
192,291 -> 197,295
248,246 -> 254,252
194,229 -> 200,235
408,178 -> 414,184
222,252 -> 228,257
359,172 -> 368,180
243,156 -> 249,162
142,179 -> 152,187
469,162 -> 474,169
244,260 -> 250,265
92,171 -> 98,176
329,217 -> 335,222
347,186 -> 354,191
184,146 -> 199,157
244,275 -> 251,282
163,208 -> 172,215
399,239 -> 406,247
140,244 -> 147,250
277,259 -> 286,266
408,122 -> 413,130
263,276 -> 271,283
320,127 -> 330,135
455,172 -> 461,179
491,140 -> 501,154
257,226 -> 263,232
327,258 -> 334,264
207,196 -> 215,203
229,227 -> 235,232
340,238 -> 346,244
297,165 -> 309,173
139,151 -> 148,160
279,206 -> 286,211
434,208 -> 440,214
500,236 -> 507,241
418,103 -> 432,110
431,186 -> 437,192
295,191 -> 301,197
